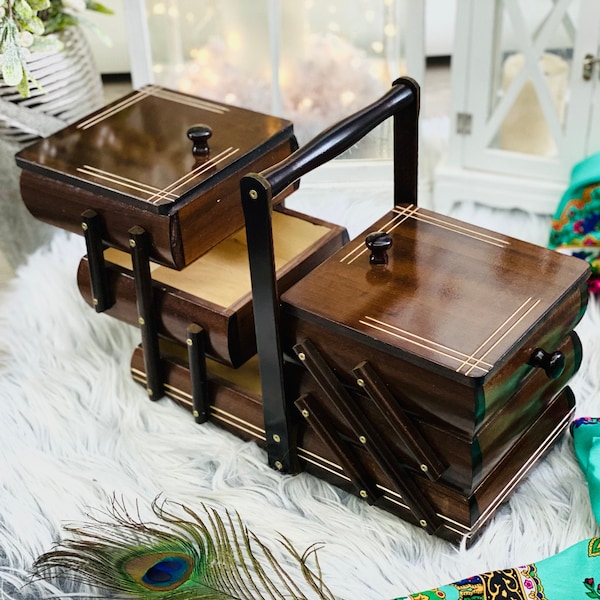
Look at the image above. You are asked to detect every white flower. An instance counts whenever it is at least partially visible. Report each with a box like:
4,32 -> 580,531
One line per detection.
62,0 -> 86,12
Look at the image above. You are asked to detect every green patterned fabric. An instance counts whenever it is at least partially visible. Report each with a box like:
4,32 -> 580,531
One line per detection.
394,417 -> 600,600
549,153 -> 600,294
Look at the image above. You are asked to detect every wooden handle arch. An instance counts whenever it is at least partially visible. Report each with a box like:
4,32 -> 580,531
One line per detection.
239,76 -> 420,475
240,76 -> 419,204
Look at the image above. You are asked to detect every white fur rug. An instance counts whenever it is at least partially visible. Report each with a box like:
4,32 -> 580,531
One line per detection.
0,197 -> 599,599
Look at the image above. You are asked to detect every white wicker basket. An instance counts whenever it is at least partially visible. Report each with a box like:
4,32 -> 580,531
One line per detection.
0,26 -> 104,145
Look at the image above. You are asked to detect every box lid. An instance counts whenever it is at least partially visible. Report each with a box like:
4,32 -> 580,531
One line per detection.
16,85 -> 293,215
281,205 -> 590,382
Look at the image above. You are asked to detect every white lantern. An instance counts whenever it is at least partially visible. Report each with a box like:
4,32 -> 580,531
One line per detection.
434,0 -> 600,214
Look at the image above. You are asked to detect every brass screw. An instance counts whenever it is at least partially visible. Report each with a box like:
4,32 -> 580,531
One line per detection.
420,464 -> 429,473
359,435 -> 367,444
138,316 -> 145,325
356,378 -> 365,387
129,239 -> 136,248
359,490 -> 368,498
81,222 -> 88,231
186,338 -> 193,346
274,460 -> 283,470
273,434 -> 281,443
249,189 -> 258,199
298,352 -> 306,361
301,409 -> 309,418
419,520 -> 428,528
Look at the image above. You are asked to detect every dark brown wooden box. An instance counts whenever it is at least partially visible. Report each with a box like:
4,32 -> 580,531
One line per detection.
77,207 -> 348,367
280,205 -> 589,436
16,77 -> 591,545
16,86 -> 296,269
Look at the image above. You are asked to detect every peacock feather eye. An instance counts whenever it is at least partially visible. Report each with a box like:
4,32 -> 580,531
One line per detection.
125,552 -> 194,591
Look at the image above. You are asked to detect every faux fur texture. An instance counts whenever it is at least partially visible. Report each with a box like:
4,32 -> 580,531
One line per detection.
0,194 -> 599,599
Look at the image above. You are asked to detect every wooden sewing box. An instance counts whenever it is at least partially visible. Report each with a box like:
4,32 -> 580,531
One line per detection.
16,79 -> 590,545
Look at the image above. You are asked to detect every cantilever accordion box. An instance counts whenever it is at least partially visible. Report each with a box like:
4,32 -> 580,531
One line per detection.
16,80 -> 590,545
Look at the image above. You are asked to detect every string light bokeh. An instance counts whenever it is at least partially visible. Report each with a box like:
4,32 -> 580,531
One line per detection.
144,0 -> 410,155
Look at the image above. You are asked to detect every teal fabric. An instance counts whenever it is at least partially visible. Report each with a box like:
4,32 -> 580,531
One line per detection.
394,417 -> 600,600
395,538 -> 600,599
573,418 -> 600,526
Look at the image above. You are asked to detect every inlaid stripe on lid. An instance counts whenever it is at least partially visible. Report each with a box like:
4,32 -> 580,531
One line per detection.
359,315 -> 493,376
146,146 -> 240,205
392,205 -> 509,248
77,165 -> 180,201
458,297 -> 541,376
339,205 -> 510,266
75,146 -> 240,205
77,85 -> 229,130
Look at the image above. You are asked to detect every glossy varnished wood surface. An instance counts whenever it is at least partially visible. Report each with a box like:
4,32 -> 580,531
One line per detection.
17,87 -> 296,268
282,205 -> 589,382
78,208 -> 348,367
17,86 -> 293,212
289,332 -> 580,492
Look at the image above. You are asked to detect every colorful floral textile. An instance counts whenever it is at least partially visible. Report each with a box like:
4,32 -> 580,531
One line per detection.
394,417 -> 600,600
549,153 -> 600,295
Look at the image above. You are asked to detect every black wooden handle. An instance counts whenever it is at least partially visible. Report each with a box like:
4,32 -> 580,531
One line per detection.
255,78 -> 416,198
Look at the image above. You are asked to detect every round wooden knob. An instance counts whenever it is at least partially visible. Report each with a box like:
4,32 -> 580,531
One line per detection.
187,124 -> 213,157
365,231 -> 392,265
529,348 -> 566,379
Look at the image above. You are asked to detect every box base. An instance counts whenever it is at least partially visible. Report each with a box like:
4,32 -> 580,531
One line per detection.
130,343 -> 574,545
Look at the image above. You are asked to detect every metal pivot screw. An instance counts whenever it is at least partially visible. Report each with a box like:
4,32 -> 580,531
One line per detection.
273,434 -> 281,443
81,222 -> 88,231
274,461 -> 283,471
359,490 -> 368,499
420,464 -> 429,473
186,338 -> 193,346
249,189 -> 258,199
138,316 -> 145,325
297,352 -> 306,361
358,435 -> 367,444
419,519 -> 428,528
301,409 -> 309,418
129,239 -> 136,248
356,378 -> 365,387
193,410 -> 199,418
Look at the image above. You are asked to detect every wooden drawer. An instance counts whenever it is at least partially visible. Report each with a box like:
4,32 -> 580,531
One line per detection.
78,208 -> 348,367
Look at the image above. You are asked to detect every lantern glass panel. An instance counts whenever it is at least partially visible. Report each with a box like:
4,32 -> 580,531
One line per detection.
487,0 -> 579,158
143,0 -> 411,159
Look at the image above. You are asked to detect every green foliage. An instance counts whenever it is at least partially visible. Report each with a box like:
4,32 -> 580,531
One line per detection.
0,0 -> 113,96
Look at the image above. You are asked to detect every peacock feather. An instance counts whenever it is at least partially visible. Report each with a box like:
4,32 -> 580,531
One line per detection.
31,498 -> 336,599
